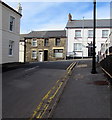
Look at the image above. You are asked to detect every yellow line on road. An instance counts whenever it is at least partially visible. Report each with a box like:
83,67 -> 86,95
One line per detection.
37,82 -> 63,118
30,62 -> 76,119
66,62 -> 74,71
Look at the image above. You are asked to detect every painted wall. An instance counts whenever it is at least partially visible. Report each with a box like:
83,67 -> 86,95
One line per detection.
1,3 -> 21,64
67,28 -> 110,57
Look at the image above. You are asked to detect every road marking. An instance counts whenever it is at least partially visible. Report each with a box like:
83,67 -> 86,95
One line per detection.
101,67 -> 112,78
29,62 -> 76,119
66,62 -> 74,71
25,66 -> 39,72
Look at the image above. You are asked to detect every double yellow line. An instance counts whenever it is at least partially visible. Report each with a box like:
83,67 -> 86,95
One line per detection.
67,62 -> 76,74
29,62 -> 76,119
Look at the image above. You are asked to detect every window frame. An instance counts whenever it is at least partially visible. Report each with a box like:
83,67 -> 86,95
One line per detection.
9,16 -> 15,32
31,50 -> 37,59
88,30 -> 93,38
74,43 -> 82,51
54,49 -> 63,58
55,38 -> 60,46
102,30 -> 109,38
75,30 -> 81,38
31,39 -> 37,47
9,40 -> 14,56
44,39 -> 49,46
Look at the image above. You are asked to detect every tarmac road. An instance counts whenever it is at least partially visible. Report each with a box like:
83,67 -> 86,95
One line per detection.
2,60 -> 74,118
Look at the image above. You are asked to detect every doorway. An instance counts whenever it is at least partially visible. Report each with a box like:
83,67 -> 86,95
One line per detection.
44,50 -> 48,61
38,51 -> 43,62
88,42 -> 93,57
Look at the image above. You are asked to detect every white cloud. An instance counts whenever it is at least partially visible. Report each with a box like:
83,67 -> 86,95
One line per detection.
5,1 -> 111,34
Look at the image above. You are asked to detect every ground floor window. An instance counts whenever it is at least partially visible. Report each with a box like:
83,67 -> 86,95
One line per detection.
54,49 -> 63,58
9,40 -> 14,56
74,43 -> 82,51
32,51 -> 37,59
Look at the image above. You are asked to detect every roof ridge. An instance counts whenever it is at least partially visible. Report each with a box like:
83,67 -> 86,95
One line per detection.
71,19 -> 111,21
31,30 -> 65,32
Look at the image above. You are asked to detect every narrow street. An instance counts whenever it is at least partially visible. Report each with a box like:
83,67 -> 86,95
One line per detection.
2,61 -> 73,118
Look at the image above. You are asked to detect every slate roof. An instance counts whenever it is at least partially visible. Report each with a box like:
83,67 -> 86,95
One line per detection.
20,30 -> 66,39
66,19 -> 112,28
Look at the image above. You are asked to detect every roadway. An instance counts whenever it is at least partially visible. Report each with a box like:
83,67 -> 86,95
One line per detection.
2,60 -> 74,118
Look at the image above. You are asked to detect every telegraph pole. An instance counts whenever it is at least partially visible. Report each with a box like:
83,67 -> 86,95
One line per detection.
91,0 -> 97,74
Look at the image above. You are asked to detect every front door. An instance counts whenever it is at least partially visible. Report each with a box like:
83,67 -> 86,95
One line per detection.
44,50 -> 48,61
38,52 -> 43,62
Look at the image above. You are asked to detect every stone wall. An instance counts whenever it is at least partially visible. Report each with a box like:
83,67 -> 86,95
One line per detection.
25,37 -> 66,62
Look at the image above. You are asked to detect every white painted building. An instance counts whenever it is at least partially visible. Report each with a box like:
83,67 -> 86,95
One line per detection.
66,14 -> 111,58
0,1 -> 22,64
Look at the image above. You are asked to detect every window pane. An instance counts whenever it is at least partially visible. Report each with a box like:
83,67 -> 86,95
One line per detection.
102,30 -> 109,37
32,51 -> 37,58
32,39 -> 37,47
44,39 -> 49,46
75,30 -> 81,38
54,49 -> 63,57
9,41 -> 14,55
88,30 -> 93,37
55,38 -> 60,46
74,43 -> 82,51
10,16 -> 15,31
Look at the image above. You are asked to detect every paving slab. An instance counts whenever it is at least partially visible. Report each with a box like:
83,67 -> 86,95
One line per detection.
53,59 -> 112,118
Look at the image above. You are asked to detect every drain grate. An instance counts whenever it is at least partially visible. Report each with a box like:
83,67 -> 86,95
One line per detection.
87,81 -> 109,85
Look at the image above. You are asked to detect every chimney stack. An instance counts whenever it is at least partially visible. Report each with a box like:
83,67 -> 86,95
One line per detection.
68,13 -> 72,21
17,3 -> 22,14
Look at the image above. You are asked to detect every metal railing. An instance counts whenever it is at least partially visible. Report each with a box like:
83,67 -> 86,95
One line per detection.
98,32 -> 112,62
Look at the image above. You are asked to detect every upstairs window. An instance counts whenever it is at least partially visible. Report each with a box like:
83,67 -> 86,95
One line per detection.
32,39 -> 37,47
10,16 -> 15,31
55,38 -> 60,46
9,40 -> 14,56
75,30 -> 81,38
102,30 -> 109,38
88,30 -> 93,38
44,39 -> 49,46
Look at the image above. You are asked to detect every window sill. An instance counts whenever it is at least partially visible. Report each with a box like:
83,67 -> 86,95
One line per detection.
74,37 -> 82,39
32,58 -> 37,59
74,51 -> 83,52
31,46 -> 38,47
8,55 -> 13,57
102,37 -> 108,38
88,37 -> 93,38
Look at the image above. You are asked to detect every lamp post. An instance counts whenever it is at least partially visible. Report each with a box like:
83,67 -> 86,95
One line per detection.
91,0 -> 97,74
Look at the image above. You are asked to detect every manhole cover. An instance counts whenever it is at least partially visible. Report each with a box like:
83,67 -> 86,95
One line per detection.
87,81 -> 109,85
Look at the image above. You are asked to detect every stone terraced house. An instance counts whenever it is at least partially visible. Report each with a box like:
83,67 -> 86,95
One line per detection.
20,30 -> 67,62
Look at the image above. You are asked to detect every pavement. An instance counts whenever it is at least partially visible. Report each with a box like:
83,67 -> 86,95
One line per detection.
52,59 -> 112,119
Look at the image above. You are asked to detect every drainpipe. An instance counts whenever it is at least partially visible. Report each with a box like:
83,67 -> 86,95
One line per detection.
24,37 -> 26,63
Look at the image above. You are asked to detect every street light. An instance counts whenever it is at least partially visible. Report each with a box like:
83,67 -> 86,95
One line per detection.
91,0 -> 97,74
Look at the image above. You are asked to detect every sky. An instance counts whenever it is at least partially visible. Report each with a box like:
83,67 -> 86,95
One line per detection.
5,1 -> 111,34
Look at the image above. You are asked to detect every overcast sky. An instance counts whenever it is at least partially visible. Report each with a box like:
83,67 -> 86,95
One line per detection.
6,1 -> 111,34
